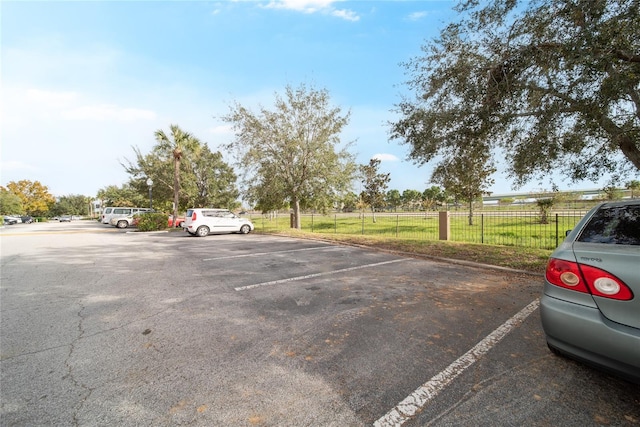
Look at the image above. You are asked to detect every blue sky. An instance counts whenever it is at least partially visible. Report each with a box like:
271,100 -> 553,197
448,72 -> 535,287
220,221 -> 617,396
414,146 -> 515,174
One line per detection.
1,0 -> 615,199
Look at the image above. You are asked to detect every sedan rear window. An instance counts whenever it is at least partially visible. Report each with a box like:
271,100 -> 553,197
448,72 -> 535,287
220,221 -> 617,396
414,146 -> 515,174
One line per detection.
577,204 -> 640,245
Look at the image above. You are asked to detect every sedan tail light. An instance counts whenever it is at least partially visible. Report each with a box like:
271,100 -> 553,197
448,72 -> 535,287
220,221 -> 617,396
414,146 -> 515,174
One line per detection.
546,258 -> 633,301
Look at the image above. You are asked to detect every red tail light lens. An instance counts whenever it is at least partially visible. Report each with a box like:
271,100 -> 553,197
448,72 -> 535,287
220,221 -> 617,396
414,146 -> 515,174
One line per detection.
192,212 -> 196,221
546,259 -> 590,294
545,258 -> 633,301
578,264 -> 633,300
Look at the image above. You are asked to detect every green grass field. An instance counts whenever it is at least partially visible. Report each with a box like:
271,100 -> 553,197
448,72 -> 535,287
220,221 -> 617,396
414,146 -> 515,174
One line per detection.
250,211 -> 587,250
245,210 -> 596,273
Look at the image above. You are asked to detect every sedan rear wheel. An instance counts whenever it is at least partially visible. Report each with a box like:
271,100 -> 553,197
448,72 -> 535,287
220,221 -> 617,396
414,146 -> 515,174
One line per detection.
196,225 -> 210,237
240,224 -> 251,234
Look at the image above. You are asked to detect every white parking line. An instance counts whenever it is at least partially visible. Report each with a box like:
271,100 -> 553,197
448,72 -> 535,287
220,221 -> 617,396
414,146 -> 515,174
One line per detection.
234,259 -> 407,291
202,246 -> 333,261
374,298 -> 540,427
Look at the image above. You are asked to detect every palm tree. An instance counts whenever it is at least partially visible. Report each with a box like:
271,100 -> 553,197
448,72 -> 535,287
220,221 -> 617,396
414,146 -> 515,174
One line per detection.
154,125 -> 200,225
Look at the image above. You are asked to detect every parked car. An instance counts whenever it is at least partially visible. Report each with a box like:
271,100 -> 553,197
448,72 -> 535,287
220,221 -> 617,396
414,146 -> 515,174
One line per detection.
540,199 -> 640,383
59,215 -> 72,222
5,215 -> 22,224
168,215 -> 185,228
100,207 -> 115,224
101,207 -> 153,225
111,213 -> 182,229
110,215 -> 134,229
20,215 -> 34,224
110,212 -> 154,228
183,208 -> 254,237
3,216 -> 18,225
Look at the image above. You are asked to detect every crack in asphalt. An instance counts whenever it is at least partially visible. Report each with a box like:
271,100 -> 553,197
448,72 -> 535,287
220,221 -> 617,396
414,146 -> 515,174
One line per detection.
63,301 -> 92,427
1,305 -> 173,362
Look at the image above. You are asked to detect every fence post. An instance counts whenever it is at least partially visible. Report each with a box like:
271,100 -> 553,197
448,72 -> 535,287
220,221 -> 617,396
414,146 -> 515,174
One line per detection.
555,213 -> 559,247
481,214 -> 484,244
439,211 -> 450,240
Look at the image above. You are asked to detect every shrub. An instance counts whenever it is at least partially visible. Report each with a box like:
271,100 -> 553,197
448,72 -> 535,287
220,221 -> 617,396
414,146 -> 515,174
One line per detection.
136,213 -> 168,232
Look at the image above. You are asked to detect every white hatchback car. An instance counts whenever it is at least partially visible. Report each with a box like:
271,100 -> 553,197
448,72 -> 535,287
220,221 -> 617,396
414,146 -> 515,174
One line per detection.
183,208 -> 254,237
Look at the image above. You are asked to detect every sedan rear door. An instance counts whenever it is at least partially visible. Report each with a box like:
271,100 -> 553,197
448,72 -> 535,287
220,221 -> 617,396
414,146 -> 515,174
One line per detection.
573,202 -> 640,329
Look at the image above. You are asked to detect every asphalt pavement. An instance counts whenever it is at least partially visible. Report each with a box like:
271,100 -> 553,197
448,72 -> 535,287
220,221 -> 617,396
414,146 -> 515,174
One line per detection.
1,220 -> 639,426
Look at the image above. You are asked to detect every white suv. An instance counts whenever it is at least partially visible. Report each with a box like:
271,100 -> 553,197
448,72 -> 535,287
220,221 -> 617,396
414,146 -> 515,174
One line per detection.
183,208 -> 254,237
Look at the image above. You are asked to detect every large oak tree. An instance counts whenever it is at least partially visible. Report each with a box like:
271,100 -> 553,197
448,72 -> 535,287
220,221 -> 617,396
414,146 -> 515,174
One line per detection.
222,84 -> 356,229
391,0 -> 640,189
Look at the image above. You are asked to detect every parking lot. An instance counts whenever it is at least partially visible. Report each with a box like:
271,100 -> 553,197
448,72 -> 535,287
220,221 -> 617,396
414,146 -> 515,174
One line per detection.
1,221 -> 639,426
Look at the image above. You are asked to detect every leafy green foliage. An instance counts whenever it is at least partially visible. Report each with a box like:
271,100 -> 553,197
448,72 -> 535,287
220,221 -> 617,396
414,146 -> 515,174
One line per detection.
431,149 -> 496,225
154,125 -> 201,221
223,83 -> 356,229
0,187 -> 23,215
626,179 -> 640,197
4,180 -> 56,216
96,184 -> 147,208
536,197 -> 555,224
339,191 -> 359,212
136,213 -> 168,232
50,194 -> 91,216
359,158 -> 390,220
182,146 -> 239,209
385,189 -> 402,211
423,186 -> 448,210
401,189 -> 423,211
392,0 -> 640,189
122,126 -> 238,214
600,185 -> 624,201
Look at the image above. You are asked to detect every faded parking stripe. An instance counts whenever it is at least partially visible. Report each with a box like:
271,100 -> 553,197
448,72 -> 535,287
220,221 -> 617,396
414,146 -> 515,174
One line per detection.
234,259 -> 407,291
374,299 -> 540,427
203,246 -> 334,261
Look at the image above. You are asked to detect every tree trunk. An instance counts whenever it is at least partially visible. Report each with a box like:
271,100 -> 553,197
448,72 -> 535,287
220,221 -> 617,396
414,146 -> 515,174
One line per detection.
292,198 -> 301,229
468,200 -> 474,226
173,157 -> 180,226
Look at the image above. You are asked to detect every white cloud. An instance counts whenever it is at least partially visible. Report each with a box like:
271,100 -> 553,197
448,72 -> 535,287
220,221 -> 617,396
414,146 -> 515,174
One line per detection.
207,124 -> 234,136
265,0 -> 335,12
263,0 -> 359,20
332,9 -> 359,22
26,88 -> 78,107
408,11 -> 428,21
60,105 -> 156,122
372,153 -> 399,162
6,87 -> 156,123
0,160 -> 38,172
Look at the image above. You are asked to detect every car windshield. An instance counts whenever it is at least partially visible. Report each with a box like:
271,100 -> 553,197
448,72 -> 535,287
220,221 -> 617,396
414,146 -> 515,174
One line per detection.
577,204 -> 640,245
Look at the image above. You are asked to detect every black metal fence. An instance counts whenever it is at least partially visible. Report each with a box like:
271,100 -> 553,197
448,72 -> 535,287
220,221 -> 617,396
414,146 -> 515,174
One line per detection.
251,210 -> 588,250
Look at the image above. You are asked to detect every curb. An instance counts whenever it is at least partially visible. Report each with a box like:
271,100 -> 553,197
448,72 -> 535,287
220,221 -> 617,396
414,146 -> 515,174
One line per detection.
266,232 -> 544,278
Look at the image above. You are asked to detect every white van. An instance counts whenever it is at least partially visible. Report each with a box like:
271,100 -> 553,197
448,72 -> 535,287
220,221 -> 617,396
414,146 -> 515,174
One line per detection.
101,207 -> 153,225
101,207 -> 115,224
